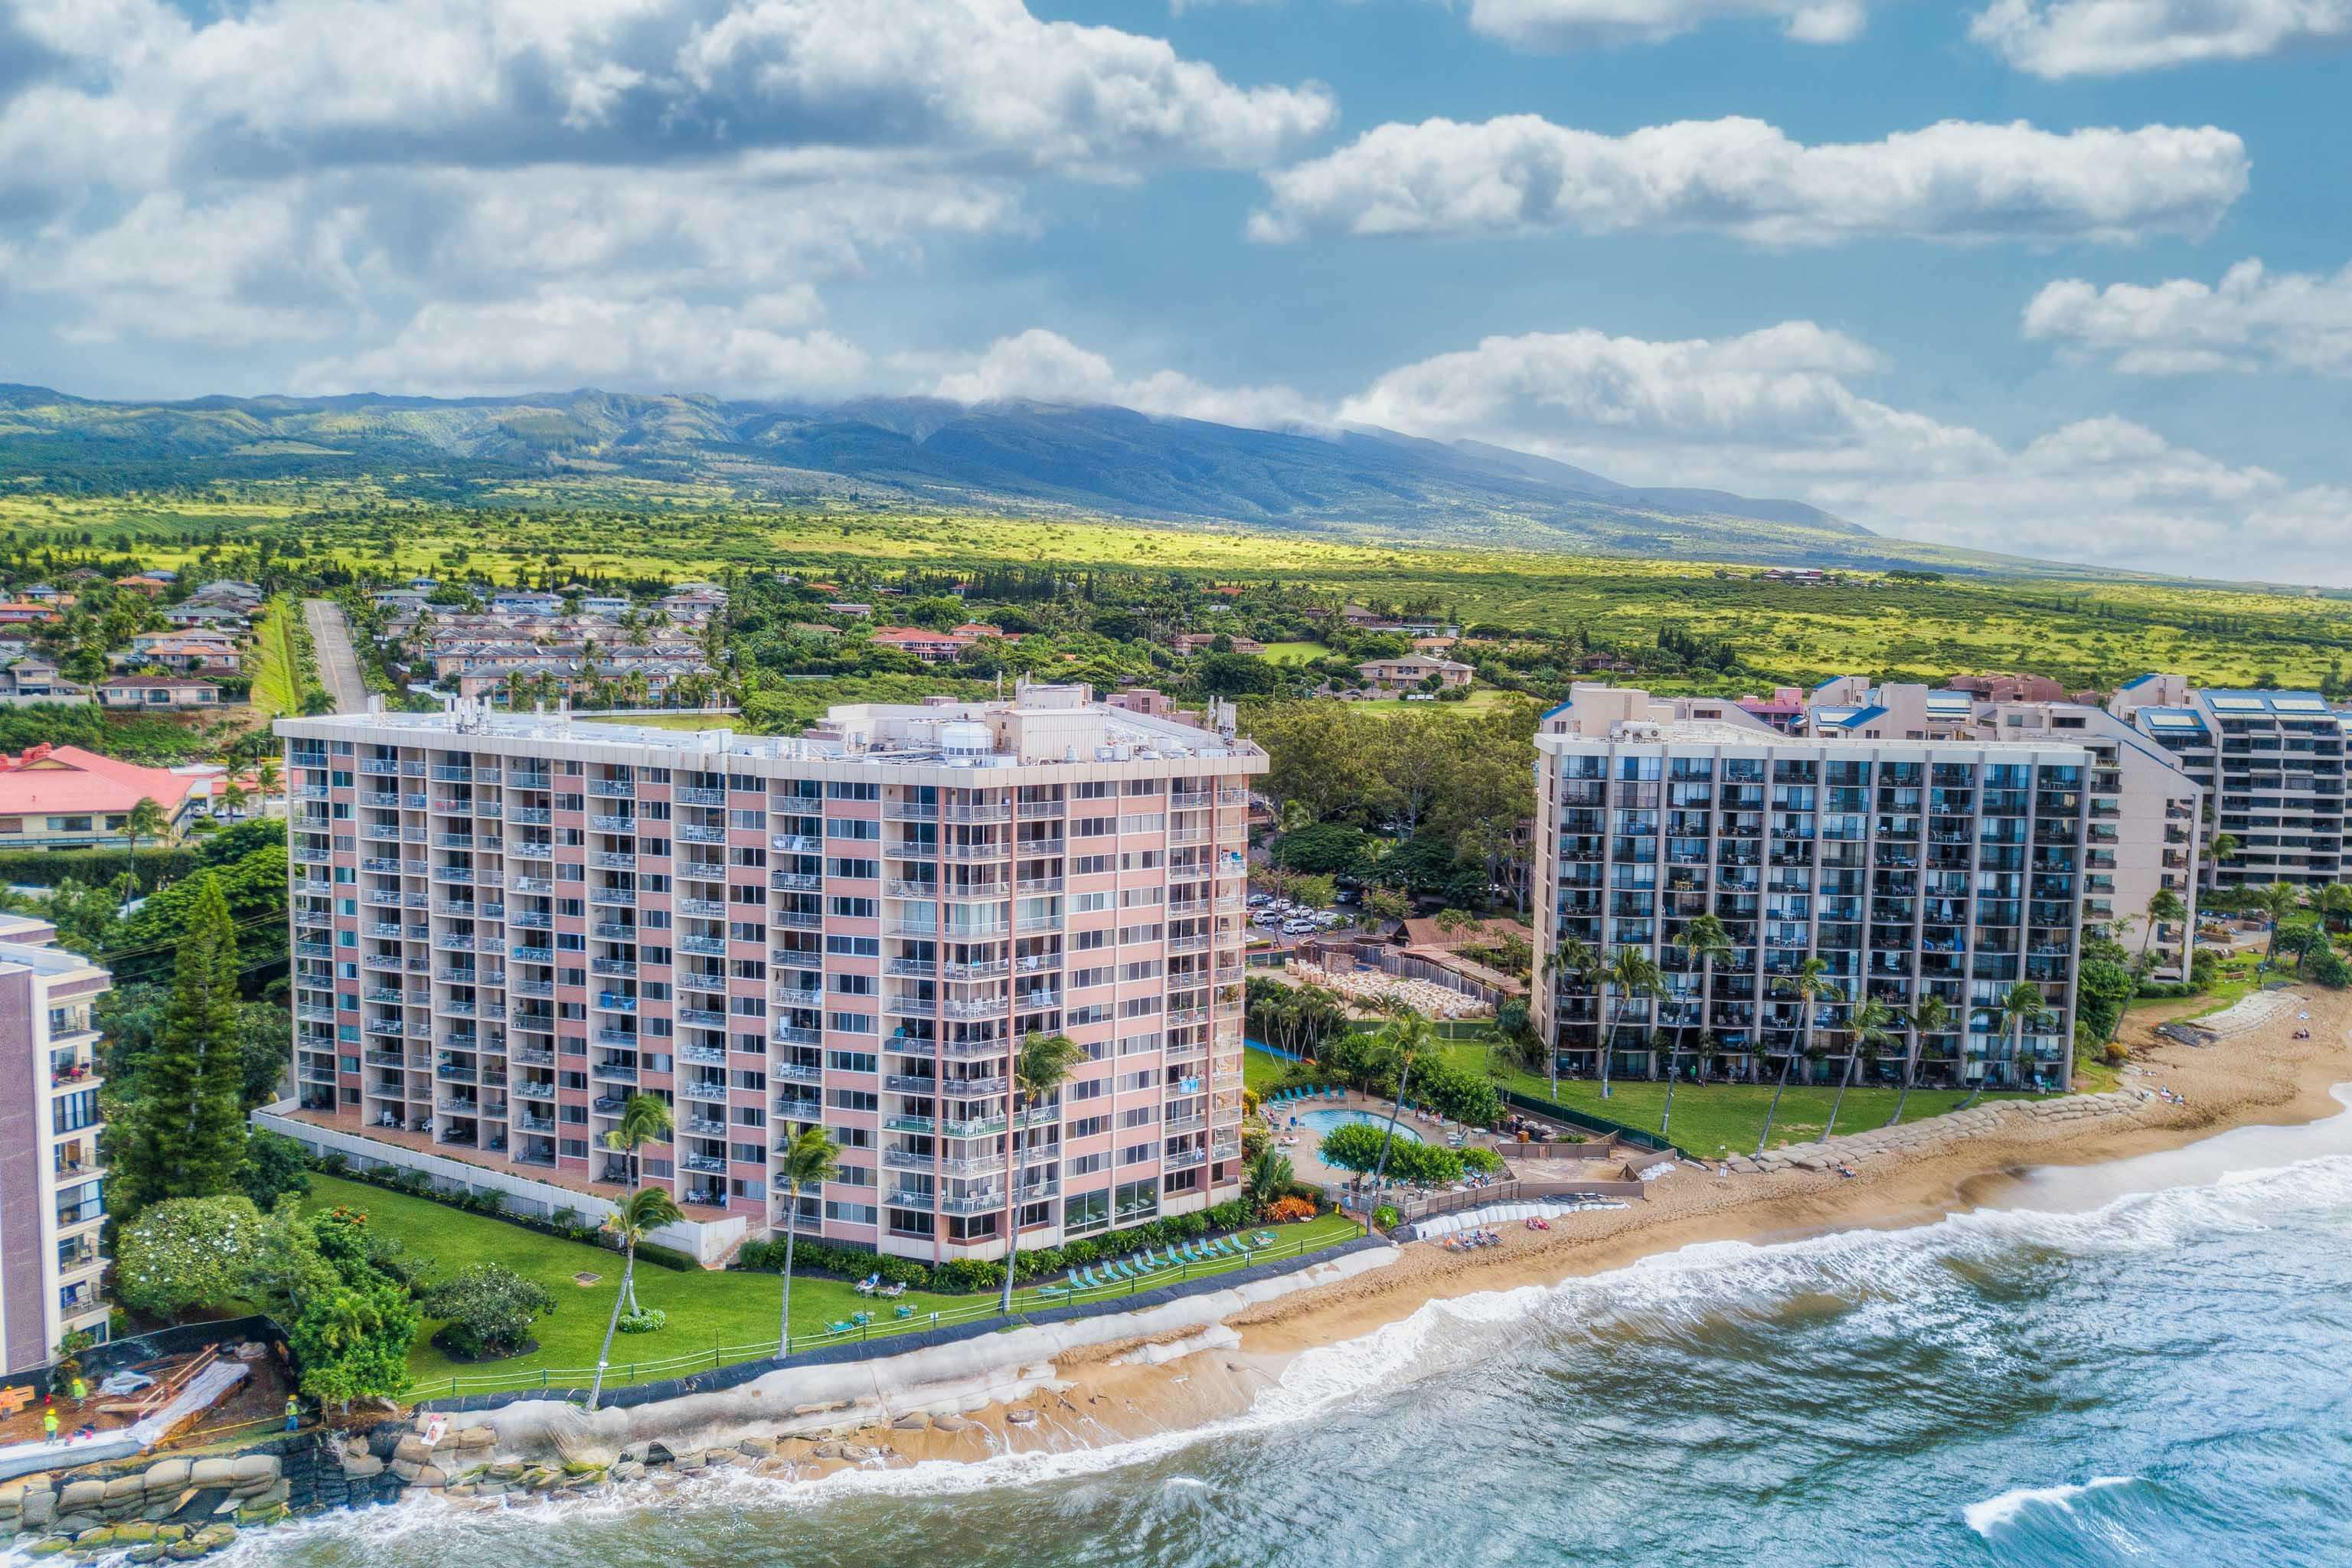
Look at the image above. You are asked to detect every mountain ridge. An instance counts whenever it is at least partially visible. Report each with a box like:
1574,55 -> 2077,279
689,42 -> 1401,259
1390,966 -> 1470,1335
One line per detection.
0,382 -> 2062,575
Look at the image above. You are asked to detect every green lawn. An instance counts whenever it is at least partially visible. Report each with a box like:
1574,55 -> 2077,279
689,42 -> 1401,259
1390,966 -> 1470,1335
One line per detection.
1423,1043 -> 2027,1159
247,595 -> 302,717
1259,640 -> 1328,665
303,1176 -> 1355,1397
1244,1043 -> 1293,1096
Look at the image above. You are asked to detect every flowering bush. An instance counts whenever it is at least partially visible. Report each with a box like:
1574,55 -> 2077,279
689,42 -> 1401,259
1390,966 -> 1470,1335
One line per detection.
1264,1196 -> 1318,1224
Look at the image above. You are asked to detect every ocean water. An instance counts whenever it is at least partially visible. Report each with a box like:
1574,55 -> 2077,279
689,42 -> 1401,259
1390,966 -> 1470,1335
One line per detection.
208,1109 -> 2352,1568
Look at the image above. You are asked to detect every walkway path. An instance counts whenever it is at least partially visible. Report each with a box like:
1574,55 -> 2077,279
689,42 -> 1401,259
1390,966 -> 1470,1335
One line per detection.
302,598 -> 368,714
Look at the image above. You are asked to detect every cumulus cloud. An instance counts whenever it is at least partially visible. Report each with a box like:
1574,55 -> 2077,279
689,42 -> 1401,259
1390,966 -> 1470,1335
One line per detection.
298,287 -> 867,397
1969,0 -> 2351,77
1249,115 -> 2247,246
931,329 -> 1323,430
0,0 -> 1330,387
2024,258 -> 2352,377
1466,0 -> 1871,49
1335,322 -> 2352,584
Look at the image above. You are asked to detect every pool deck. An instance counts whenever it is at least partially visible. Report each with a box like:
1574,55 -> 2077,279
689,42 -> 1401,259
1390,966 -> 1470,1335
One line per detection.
1266,1090 -> 1459,1184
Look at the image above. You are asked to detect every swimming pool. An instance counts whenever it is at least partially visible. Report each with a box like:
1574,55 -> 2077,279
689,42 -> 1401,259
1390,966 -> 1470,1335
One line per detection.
1289,1107 -> 1423,1142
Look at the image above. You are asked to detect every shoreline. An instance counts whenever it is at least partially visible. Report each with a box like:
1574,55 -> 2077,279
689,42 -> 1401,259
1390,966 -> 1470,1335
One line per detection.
825,984 -> 2352,1474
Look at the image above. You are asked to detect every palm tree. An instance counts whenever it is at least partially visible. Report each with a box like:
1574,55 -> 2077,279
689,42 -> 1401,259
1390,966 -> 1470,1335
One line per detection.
1821,995 -> 1893,1142
217,779 -> 248,820
1756,956 -> 1837,1158
1539,933 -> 1599,1096
1888,991 -> 1950,1127
2255,881 -> 2304,966
2208,831 -> 2238,872
1965,981 -> 2056,1106
1360,1008 -> 1433,1235
1001,1031 -> 1087,1314
1244,1147 -> 1294,1213
604,1091 -> 673,1192
1599,946 -> 1660,1101
587,1185 -> 682,1412
602,1093 -> 672,1315
122,794 -> 168,877
1679,914 -> 1735,1087
773,1125 -> 841,1355
2138,887 -> 2188,974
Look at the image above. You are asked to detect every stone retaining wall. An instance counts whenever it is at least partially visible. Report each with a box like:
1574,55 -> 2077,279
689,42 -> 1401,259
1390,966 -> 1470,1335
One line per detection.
1,1451 -> 288,1561
1729,1089 -> 2153,1174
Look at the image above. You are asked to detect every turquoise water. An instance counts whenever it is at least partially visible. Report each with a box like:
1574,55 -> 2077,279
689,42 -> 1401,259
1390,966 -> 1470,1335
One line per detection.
207,1102 -> 2352,1568
1288,1107 -> 1423,1142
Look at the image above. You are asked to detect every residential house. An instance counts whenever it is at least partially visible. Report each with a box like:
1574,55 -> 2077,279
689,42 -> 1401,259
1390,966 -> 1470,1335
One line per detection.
0,744 -> 211,847
1,657 -> 84,706
870,626 -> 974,664
1173,633 -> 1265,656
1354,654 -> 1473,692
98,675 -> 227,710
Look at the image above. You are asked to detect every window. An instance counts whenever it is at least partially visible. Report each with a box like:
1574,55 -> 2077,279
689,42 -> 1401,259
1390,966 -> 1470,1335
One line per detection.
828,897 -> 878,919
827,781 -> 879,801
826,934 -> 881,957
832,972 -> 876,995
826,858 -> 878,879
1072,854 -> 1112,876
828,818 -> 879,841
1070,1114 -> 1110,1139
1068,1152 -> 1109,1177
828,1011 -> 876,1034
826,1049 -> 877,1073
1073,890 -> 1110,913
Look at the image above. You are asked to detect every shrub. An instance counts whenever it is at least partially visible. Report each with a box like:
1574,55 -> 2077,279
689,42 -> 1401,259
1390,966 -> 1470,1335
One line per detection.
421,1263 -> 556,1360
1459,1147 -> 1504,1175
616,1308 -> 667,1334
934,1258 -> 1004,1293
115,1196 -> 268,1318
1265,1196 -> 1318,1224
1373,1205 -> 1400,1230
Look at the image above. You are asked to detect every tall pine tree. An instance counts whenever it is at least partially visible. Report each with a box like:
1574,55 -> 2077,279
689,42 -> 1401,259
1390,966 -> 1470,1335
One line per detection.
116,877 -> 246,1217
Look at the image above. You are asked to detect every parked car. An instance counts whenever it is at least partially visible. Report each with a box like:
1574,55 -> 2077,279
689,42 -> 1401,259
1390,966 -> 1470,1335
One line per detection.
1282,918 -> 1318,935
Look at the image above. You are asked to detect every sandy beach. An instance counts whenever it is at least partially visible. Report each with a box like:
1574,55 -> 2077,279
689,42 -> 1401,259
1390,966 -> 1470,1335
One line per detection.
818,984 -> 2352,1473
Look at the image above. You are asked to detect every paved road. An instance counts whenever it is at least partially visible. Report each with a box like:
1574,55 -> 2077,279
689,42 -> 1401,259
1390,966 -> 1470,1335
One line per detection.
302,598 -> 368,714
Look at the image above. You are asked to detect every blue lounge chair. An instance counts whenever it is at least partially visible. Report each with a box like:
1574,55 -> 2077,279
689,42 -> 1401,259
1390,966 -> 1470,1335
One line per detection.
1136,1252 -> 1159,1273
1129,1253 -> 1152,1275
1255,1230 -> 1276,1246
1204,1236 -> 1232,1258
895,1304 -> 916,1318
1106,1259 -> 1132,1281
1182,1242 -> 1207,1263
1079,1266 -> 1102,1289
826,1319 -> 853,1334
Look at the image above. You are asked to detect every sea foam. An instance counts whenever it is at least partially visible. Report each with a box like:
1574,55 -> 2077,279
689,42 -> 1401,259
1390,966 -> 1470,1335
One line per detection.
1963,1475 -> 2138,1537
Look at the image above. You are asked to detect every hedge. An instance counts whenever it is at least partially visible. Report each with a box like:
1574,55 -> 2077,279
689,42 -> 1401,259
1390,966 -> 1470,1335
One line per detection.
733,1199 -> 1269,1292
0,844 -> 195,892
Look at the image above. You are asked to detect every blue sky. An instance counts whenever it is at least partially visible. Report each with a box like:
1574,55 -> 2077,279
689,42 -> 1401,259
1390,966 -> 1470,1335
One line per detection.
2,0 -> 2347,580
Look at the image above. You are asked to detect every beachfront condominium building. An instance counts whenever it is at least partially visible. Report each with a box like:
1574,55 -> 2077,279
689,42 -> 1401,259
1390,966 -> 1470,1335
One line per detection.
1531,686 -> 2091,1094
1804,678 -> 2203,982
2106,677 -> 2346,891
0,913 -> 113,1375
258,684 -> 1258,1267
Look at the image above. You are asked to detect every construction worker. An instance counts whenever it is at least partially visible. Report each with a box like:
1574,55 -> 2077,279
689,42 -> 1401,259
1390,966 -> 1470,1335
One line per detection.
69,1374 -> 87,1406
284,1395 -> 299,1432
42,1405 -> 59,1441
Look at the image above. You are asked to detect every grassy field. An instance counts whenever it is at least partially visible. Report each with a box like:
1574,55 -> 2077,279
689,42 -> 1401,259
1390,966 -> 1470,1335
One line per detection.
247,593 -> 308,717
8,486 -> 2352,691
303,1175 -> 1356,1394
1259,640 -> 1328,664
1429,1043 -> 2027,1158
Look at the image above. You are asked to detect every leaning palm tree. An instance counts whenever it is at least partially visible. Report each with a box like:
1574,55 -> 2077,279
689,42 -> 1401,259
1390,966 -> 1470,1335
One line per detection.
773,1125 -> 841,1356
1821,995 -> 1893,1142
603,1093 -> 673,1314
1888,991 -> 1951,1127
1964,981 -> 2056,1107
1679,914 -> 1735,1087
1001,1030 -> 1088,1314
1756,956 -> 1838,1158
587,1185 -> 682,1412
1540,934 -> 1601,1096
604,1092 -> 673,1191
1599,946 -> 1660,1100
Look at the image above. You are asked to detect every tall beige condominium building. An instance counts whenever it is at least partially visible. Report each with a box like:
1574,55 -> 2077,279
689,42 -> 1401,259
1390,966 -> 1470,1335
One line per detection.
1532,686 -> 2091,1094
0,913 -> 112,1374
259,686 -> 1259,1266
